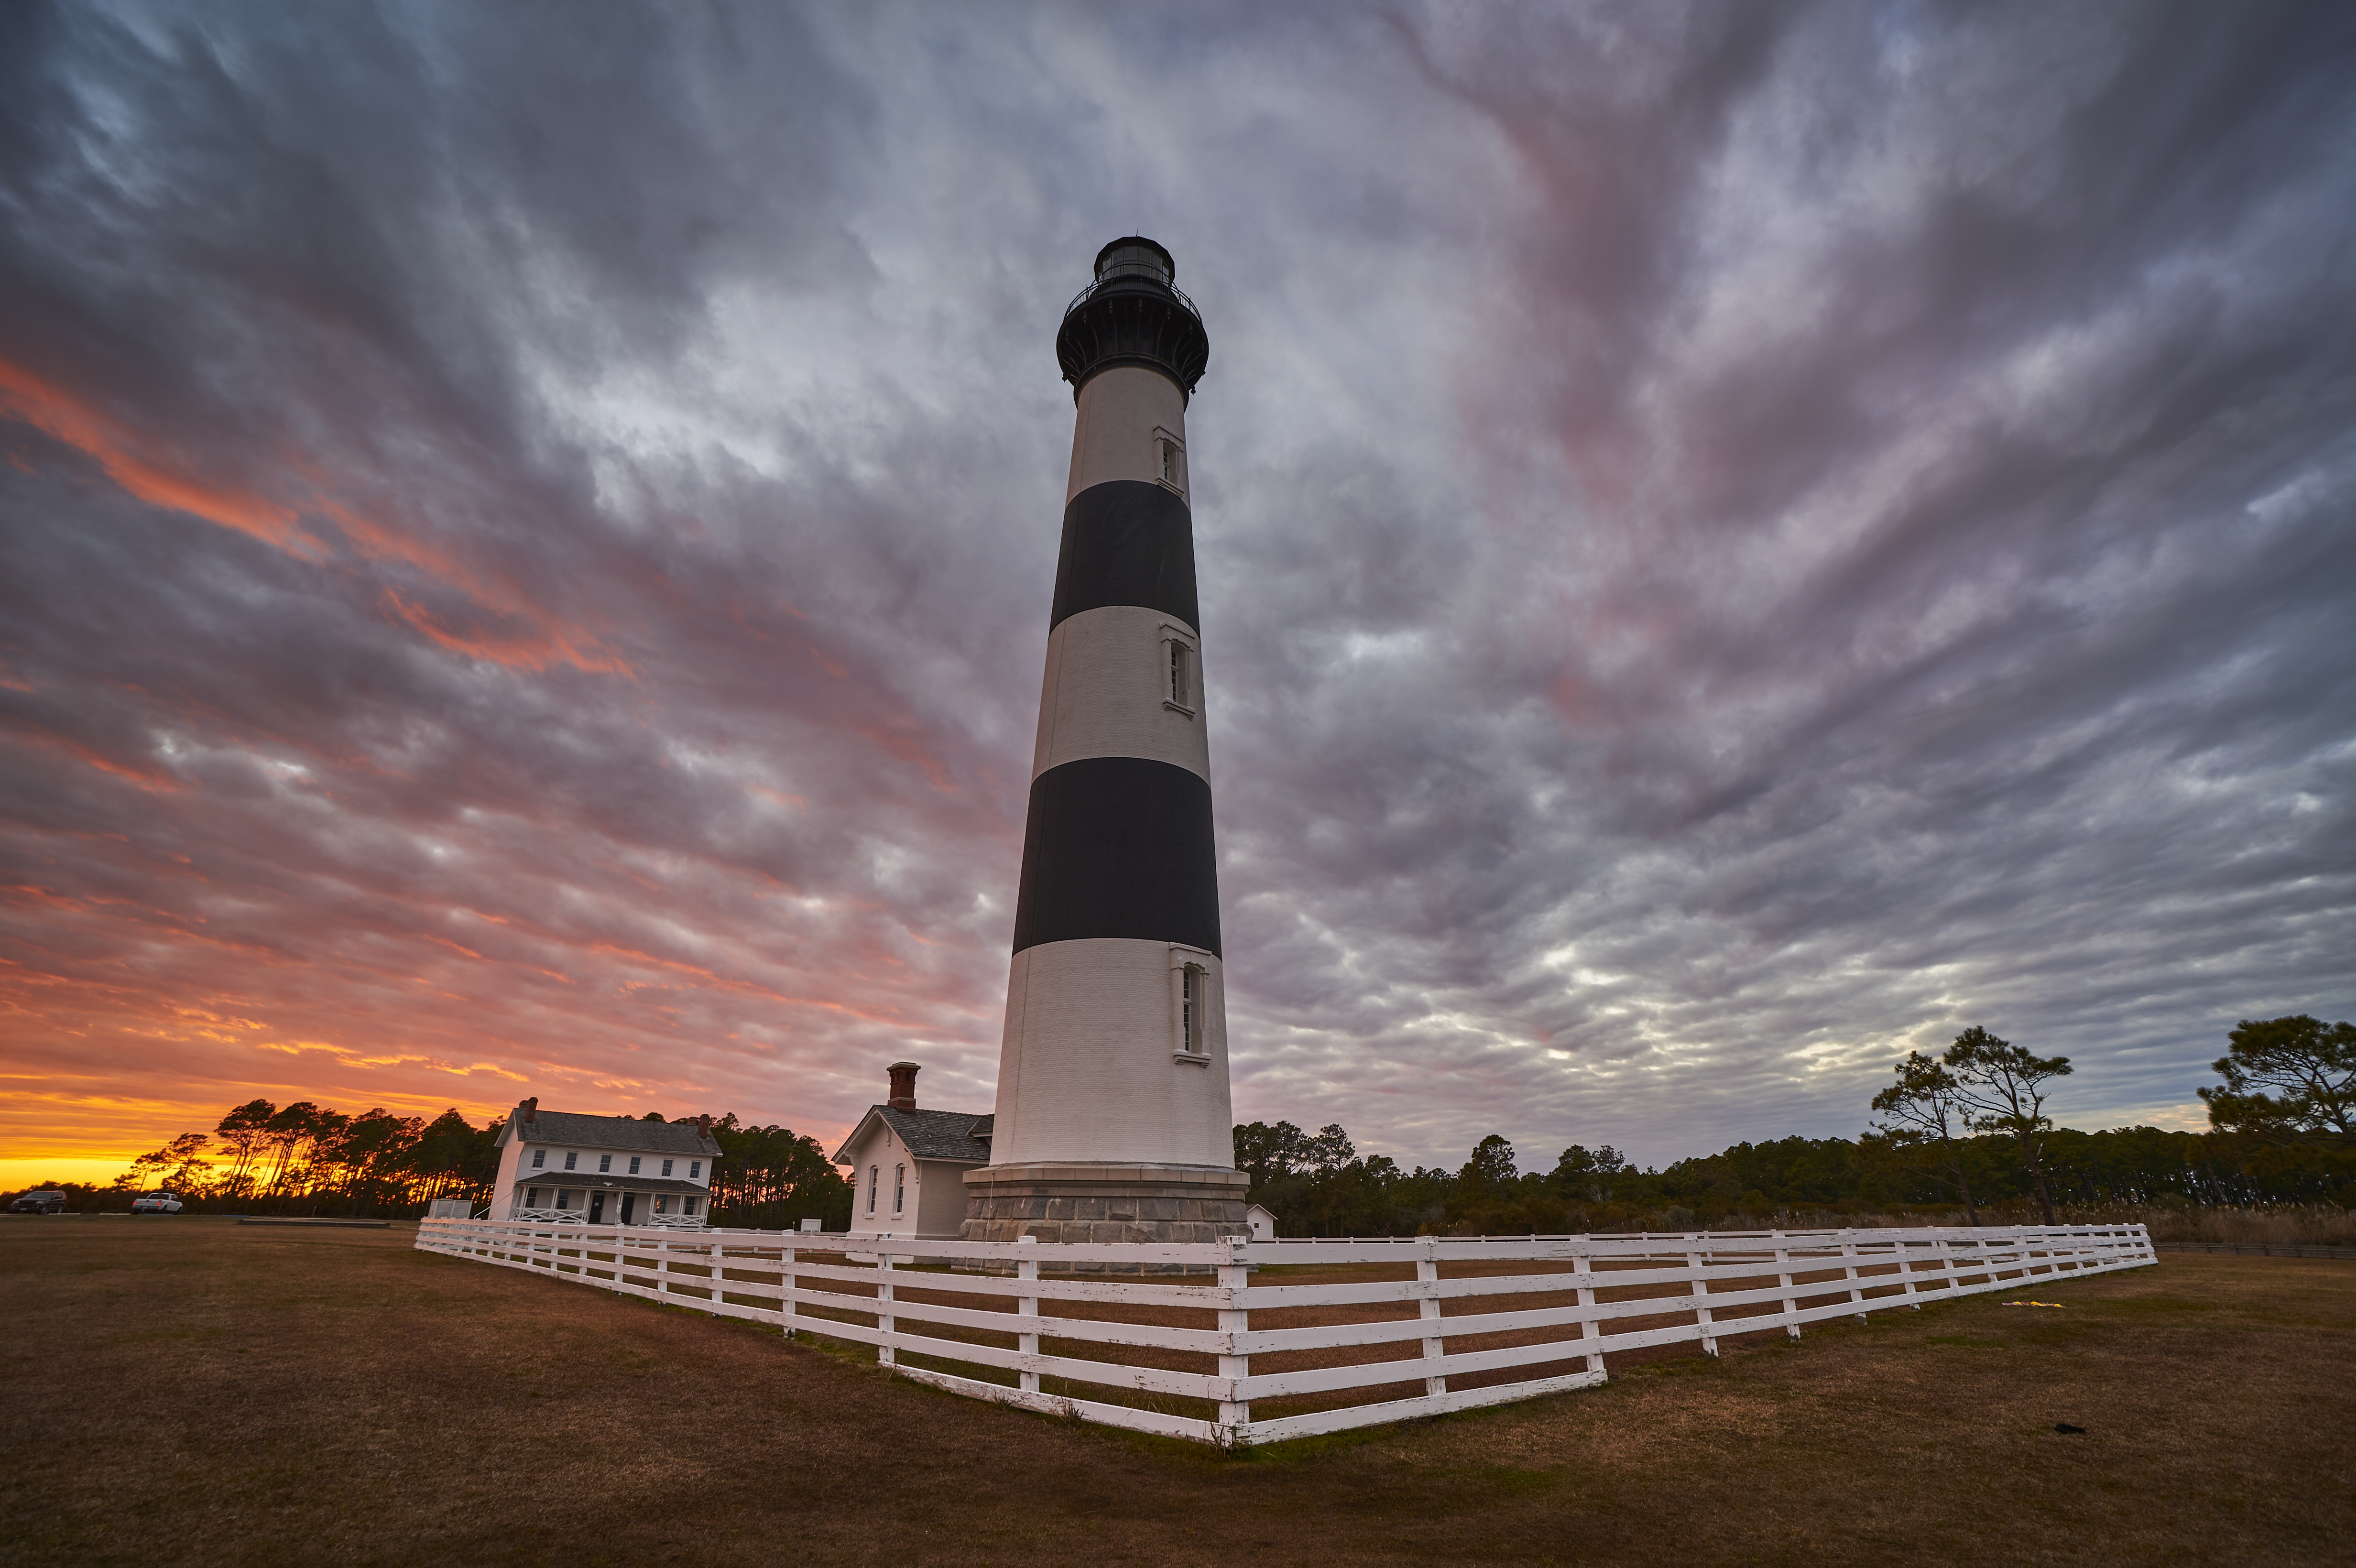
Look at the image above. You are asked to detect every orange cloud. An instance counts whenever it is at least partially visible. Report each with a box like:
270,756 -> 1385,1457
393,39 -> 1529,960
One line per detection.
0,358 -> 634,679
0,358 -> 316,556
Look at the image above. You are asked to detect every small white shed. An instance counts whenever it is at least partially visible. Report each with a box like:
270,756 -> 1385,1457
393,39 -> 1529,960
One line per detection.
1246,1203 -> 1278,1241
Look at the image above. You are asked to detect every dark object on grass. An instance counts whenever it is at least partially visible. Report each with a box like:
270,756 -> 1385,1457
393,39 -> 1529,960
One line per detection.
10,1190 -> 67,1214
2054,1423 -> 2086,1434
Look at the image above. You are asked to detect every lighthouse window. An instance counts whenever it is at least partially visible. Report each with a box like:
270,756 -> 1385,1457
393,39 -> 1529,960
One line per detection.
1153,429 -> 1187,494
1163,633 -> 1196,717
1181,964 -> 1206,1055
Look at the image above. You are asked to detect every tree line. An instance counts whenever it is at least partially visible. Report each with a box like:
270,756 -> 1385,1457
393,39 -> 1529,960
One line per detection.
4,1099 -> 853,1222
10,1015 -> 2344,1231
1239,1016 -> 2356,1237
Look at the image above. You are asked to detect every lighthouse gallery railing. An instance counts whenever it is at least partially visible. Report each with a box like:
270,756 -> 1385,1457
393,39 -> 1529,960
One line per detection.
414,1220 -> 2154,1447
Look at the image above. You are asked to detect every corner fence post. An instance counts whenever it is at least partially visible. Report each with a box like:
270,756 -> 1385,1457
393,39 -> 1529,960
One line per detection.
1016,1235 -> 1041,1394
1417,1240 -> 1446,1398
1574,1243 -> 1604,1376
1771,1231 -> 1800,1340
877,1251 -> 896,1369
1687,1241 -> 1719,1357
1216,1234 -> 1252,1442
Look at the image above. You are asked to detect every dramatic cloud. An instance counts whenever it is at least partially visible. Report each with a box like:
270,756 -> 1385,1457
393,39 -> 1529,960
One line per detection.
3,0 -> 2351,1174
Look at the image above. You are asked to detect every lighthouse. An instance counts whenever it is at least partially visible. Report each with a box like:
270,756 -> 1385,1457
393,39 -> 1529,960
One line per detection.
961,237 -> 1248,1251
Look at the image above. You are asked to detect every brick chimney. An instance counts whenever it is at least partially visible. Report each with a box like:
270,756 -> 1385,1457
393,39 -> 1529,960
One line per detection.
888,1061 -> 920,1112
520,1096 -> 538,1127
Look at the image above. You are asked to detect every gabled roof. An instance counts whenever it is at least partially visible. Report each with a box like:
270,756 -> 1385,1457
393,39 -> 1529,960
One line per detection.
496,1109 -> 721,1156
831,1106 -> 993,1166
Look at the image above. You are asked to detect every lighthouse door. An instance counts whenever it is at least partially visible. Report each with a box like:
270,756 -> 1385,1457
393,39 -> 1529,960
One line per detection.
588,1191 -> 606,1224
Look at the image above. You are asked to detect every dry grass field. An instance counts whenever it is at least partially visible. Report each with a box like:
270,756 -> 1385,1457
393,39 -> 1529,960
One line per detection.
3,1218 -> 2350,1568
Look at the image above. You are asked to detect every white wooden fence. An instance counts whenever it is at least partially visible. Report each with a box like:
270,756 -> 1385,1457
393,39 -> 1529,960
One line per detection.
414,1219 -> 2153,1446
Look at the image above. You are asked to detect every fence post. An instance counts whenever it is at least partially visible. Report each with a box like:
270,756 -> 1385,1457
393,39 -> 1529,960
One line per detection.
1216,1234 -> 1252,1443
1898,1234 -> 1922,1309
877,1250 -> 896,1369
1687,1242 -> 1719,1357
1840,1230 -> 1866,1324
1574,1243 -> 1604,1376
1016,1235 -> 1041,1395
781,1243 -> 797,1339
1771,1231 -> 1801,1340
1417,1240 -> 1447,1398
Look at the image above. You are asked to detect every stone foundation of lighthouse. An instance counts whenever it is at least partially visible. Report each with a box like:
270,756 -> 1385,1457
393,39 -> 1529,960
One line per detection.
961,238 -> 1247,1261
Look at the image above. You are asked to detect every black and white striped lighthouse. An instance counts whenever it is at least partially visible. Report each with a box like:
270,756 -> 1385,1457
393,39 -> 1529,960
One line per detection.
960,238 -> 1249,1249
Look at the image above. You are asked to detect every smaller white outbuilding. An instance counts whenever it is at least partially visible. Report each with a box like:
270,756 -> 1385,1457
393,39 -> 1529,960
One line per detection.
486,1099 -> 722,1228
831,1063 -> 993,1241
1246,1203 -> 1278,1241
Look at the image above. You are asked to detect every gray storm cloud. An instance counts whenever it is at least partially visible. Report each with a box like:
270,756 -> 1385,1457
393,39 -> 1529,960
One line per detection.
1,0 -> 2350,1168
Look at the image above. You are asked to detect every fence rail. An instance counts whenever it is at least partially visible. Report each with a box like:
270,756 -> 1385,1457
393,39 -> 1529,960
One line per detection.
414,1219 -> 2154,1446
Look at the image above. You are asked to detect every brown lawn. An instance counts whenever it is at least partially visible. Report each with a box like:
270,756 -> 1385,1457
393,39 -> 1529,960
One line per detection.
2,1217 -> 2349,1567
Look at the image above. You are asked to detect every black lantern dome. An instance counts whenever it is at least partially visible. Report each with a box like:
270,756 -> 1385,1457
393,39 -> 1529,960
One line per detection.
1056,235 -> 1209,403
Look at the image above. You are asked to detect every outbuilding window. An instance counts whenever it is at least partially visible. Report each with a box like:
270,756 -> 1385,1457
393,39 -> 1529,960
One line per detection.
894,1164 -> 905,1215
525,1187 -> 541,1207
684,1198 -> 698,1216
867,1165 -> 878,1215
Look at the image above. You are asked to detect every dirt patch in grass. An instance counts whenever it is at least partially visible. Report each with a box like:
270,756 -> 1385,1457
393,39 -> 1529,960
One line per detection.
2,1217 -> 2350,1567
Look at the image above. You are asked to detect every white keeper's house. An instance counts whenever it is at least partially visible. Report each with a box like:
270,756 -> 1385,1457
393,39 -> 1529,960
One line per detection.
488,1099 -> 723,1228
831,1063 -> 993,1241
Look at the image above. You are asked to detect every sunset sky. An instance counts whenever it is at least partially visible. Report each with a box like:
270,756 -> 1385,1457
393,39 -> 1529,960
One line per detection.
4,1 -> 2353,1189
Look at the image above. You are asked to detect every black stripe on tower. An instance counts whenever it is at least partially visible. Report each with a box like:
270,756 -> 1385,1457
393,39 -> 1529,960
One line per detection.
1050,481 -> 1199,633
1009,757 -> 1222,957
